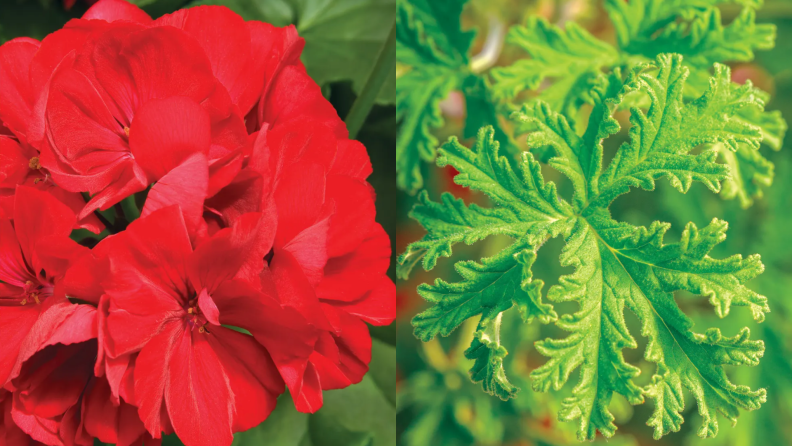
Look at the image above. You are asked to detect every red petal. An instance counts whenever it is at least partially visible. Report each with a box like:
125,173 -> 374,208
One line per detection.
60,251 -> 106,306
83,0 -> 153,24
12,186 -> 76,275
0,306 -> 39,387
188,212 -> 263,293
129,97 -> 211,182
203,171 -> 263,232
270,250 -> 331,331
155,6 -> 253,111
93,26 -> 217,120
0,136 -> 30,188
11,302 -> 97,385
0,38 -> 39,142
274,162 -> 326,245
14,341 -> 95,420
267,121 -> 337,180
134,320 -> 182,438
283,212 -> 331,287
212,279 -> 317,401
330,140 -> 373,180
0,218 -> 32,287
259,64 -> 346,138
197,289 -> 220,326
318,223 -> 391,302
313,306 -> 371,389
325,176 -> 376,257
330,276 -> 396,327
207,149 -> 243,199
165,330 -> 233,446
291,362 -> 323,413
208,328 -> 282,432
82,378 -> 119,444
44,66 -> 129,174
141,153 -> 209,240
10,393 -> 62,445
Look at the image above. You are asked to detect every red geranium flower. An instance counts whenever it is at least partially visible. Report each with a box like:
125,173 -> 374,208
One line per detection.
98,206 -> 317,444
0,186 -> 88,387
0,0 -> 395,444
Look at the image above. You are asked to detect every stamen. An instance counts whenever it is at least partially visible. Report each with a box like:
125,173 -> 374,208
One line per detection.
198,326 -> 207,334
29,157 -> 41,170
123,127 -> 130,137
20,299 -> 27,306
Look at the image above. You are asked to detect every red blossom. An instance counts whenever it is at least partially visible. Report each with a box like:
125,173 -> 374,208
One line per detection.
0,0 -> 394,445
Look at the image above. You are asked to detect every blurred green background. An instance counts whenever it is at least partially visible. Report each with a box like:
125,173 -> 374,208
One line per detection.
0,0 -> 396,445
396,0 -> 792,445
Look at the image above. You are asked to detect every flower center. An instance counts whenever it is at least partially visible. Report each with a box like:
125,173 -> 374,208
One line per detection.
185,297 -> 210,333
19,280 -> 52,306
28,157 -> 41,170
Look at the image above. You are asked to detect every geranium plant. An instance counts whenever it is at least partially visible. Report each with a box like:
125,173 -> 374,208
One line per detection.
398,0 -> 786,442
0,0 -> 395,445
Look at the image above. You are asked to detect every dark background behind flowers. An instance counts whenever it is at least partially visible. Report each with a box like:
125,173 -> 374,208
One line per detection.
0,0 -> 396,445
395,1 -> 792,446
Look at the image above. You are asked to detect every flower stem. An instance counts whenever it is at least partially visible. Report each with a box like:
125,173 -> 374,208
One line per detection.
120,195 -> 140,223
344,20 -> 396,140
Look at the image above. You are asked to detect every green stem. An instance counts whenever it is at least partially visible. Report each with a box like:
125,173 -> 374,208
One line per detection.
344,20 -> 396,140
120,195 -> 140,223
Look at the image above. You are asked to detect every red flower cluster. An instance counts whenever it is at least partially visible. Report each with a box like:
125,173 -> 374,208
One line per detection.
0,1 -> 395,445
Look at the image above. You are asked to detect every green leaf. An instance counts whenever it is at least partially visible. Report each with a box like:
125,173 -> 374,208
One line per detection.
404,53 -> 775,440
190,0 -> 395,104
398,126 -> 572,277
605,0 -> 775,56
594,54 -> 765,207
309,375 -> 395,446
396,66 -> 458,193
490,17 -> 618,113
395,0 -> 473,192
232,397 -> 308,446
412,242 -> 532,341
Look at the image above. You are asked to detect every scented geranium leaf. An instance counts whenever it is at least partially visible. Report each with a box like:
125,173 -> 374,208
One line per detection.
396,66 -> 458,193
513,70 -> 627,208
463,251 -> 554,401
530,217 -> 644,440
595,54 -> 765,207
490,17 -> 618,113
465,314 -> 518,401
412,242 -> 540,342
607,0 -> 766,52
395,0 -> 473,192
606,1 -> 774,98
531,211 -> 766,440
736,99 -> 787,152
191,0 -> 396,104
718,143 -> 773,208
717,95 -> 786,207
397,126 -> 572,277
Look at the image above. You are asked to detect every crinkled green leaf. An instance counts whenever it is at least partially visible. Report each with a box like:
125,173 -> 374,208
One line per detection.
396,0 -> 508,192
606,0 -> 767,55
403,53 -> 775,440
490,17 -> 618,115
395,0 -> 471,192
398,126 -> 572,276
594,55 -> 765,207
396,66 -> 458,193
